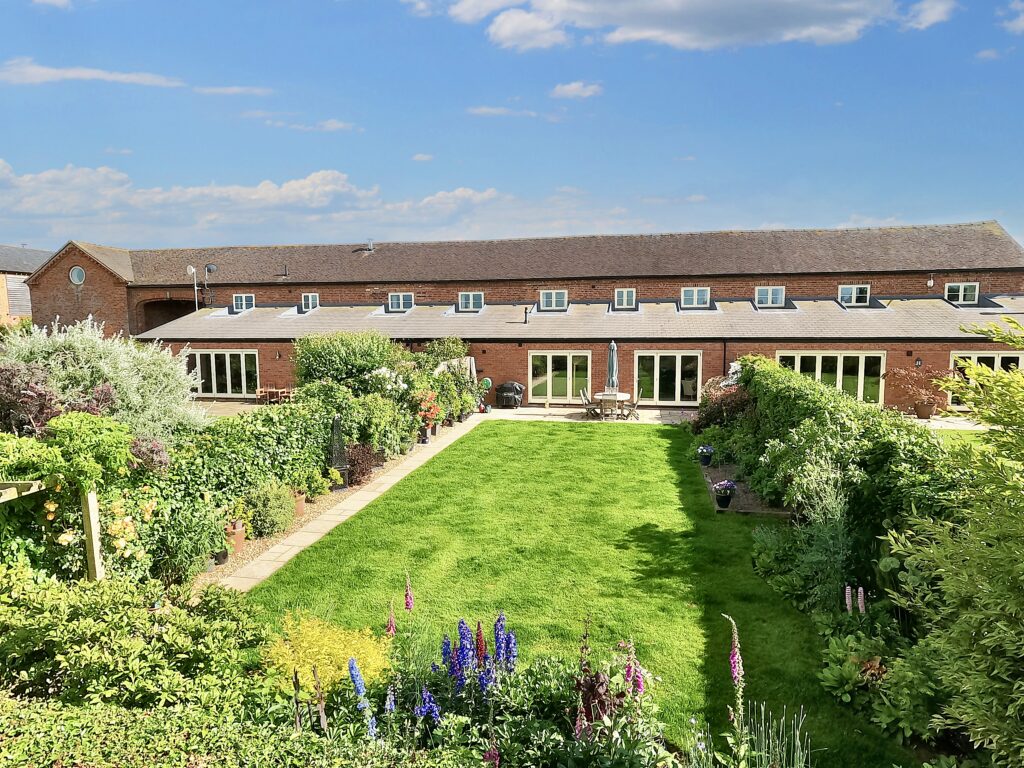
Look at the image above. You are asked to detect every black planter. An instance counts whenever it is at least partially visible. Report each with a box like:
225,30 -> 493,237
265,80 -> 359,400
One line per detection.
699,455 -> 712,467
418,427 -> 430,445
213,549 -> 229,566
715,493 -> 733,510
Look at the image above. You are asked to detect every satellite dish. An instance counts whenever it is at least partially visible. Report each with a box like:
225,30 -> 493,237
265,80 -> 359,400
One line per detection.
186,265 -> 196,276
205,263 -> 218,273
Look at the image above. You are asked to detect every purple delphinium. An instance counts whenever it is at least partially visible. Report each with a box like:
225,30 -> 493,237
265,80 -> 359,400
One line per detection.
504,630 -> 518,673
478,654 -> 495,698
458,619 -> 475,672
385,686 -> 396,714
494,612 -> 507,666
414,687 -> 441,724
367,714 -> 377,739
348,657 -> 367,706
441,634 -> 453,668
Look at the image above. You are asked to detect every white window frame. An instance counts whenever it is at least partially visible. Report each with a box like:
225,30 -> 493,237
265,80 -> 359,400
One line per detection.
301,293 -> 320,312
680,287 -> 711,308
539,289 -> 568,311
614,288 -> 637,310
232,294 -> 255,312
838,284 -> 871,306
945,282 -> 980,305
948,350 -> 1022,407
633,350 -> 703,406
755,286 -> 786,308
528,350 -> 591,404
388,292 -> 415,312
458,291 -> 485,312
186,349 -> 260,399
776,350 -> 887,404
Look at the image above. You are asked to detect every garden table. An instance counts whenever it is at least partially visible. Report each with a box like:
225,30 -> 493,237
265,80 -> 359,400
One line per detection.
594,391 -> 630,420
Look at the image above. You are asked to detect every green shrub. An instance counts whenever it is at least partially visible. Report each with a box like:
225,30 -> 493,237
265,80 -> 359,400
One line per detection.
0,319 -> 202,440
0,562 -> 267,708
294,330 -> 409,388
245,480 -> 295,538
419,336 -> 470,368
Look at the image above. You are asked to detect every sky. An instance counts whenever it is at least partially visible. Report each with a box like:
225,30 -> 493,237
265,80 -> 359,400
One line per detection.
1,0 -> 1023,250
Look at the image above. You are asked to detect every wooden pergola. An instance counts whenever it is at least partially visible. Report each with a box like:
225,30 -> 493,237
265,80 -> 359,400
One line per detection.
0,480 -> 104,580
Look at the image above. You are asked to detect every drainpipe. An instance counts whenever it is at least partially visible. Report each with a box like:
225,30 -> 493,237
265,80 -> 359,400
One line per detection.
523,306 -> 529,324
722,340 -> 728,376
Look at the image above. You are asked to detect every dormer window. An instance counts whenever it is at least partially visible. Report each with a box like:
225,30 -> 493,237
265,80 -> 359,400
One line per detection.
388,292 -> 414,312
838,284 -> 870,306
301,293 -> 320,312
232,294 -> 255,312
755,286 -> 786,308
614,288 -> 636,310
458,291 -> 484,312
539,289 -> 568,311
681,287 -> 711,308
945,282 -> 979,305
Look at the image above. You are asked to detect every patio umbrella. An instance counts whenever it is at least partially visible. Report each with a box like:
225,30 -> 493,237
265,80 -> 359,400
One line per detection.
606,340 -> 619,393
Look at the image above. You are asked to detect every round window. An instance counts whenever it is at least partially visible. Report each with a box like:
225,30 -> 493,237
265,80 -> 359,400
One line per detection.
69,266 -> 86,285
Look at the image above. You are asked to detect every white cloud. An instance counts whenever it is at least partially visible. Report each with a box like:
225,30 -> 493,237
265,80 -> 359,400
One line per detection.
903,0 -> 956,29
412,153 -> 434,162
104,147 -> 133,156
487,9 -> 569,50
0,157 -> 659,246
550,81 -> 603,99
467,105 -> 538,117
1003,1 -> 1024,33
416,1 -> 958,52
400,0 -> 434,16
676,155 -> 697,162
686,194 -> 708,203
0,57 -> 184,87
976,48 -> 1001,59
32,0 -> 72,7
835,213 -> 906,229
264,118 -> 356,132
194,85 -> 273,96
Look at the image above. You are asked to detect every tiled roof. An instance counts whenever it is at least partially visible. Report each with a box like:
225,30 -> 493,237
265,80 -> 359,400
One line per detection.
68,221 -> 1024,286
0,244 -> 51,275
135,295 -> 1024,343
4,275 -> 31,315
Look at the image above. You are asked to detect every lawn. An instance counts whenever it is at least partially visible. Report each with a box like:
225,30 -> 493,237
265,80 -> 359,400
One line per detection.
248,421 -> 915,767
934,428 -> 987,448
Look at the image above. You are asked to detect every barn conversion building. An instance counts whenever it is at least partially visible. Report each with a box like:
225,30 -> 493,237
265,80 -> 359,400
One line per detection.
25,221 -> 1024,409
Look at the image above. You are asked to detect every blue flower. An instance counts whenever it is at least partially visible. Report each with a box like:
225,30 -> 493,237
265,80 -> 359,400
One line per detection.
414,686 -> 441,724
348,658 -> 367,699
368,714 -> 377,739
441,634 -> 452,667
478,653 -> 495,697
385,686 -> 395,714
504,630 -> 518,673
458,619 -> 475,672
493,612 -> 507,665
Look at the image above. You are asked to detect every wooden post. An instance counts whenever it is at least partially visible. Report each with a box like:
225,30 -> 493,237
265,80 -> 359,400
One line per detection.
80,485 -> 104,581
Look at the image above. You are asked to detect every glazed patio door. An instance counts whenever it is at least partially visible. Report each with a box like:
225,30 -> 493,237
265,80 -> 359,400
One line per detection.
529,351 -> 590,404
187,350 -> 260,398
635,352 -> 702,405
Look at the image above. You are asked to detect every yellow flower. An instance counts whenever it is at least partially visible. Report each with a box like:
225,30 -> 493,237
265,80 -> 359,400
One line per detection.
43,500 -> 58,513
45,512 -> 55,521
114,538 -> 127,550
57,531 -> 76,546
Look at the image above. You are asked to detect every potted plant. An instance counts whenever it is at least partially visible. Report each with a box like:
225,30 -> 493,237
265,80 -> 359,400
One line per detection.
697,444 -> 715,467
883,365 -> 951,419
417,391 -> 441,443
713,480 -> 737,511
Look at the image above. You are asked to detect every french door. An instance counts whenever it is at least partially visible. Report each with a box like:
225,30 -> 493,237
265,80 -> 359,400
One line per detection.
949,351 -> 1021,406
529,351 -> 590,404
635,351 -> 702,405
777,351 -> 885,404
186,350 -> 260,398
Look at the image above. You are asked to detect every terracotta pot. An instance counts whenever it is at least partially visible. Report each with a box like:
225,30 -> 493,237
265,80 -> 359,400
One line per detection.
225,521 -> 246,556
913,401 -> 935,420
294,492 -> 306,516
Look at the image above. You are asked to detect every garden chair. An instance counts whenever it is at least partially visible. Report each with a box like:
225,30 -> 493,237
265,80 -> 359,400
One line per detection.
580,389 -> 601,419
621,388 -> 642,421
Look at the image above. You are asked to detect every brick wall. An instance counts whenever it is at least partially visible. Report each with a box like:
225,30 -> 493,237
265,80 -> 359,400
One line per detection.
28,244 -> 131,336
124,268 -> 1024,320
160,336 -> 1014,411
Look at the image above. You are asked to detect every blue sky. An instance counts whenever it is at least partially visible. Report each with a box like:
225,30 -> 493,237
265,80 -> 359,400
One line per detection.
1,0 -> 1022,249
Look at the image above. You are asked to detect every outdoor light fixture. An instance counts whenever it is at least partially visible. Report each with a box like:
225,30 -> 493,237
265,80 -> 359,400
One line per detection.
915,357 -> 924,368
185,265 -> 199,311
927,273 -> 935,289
